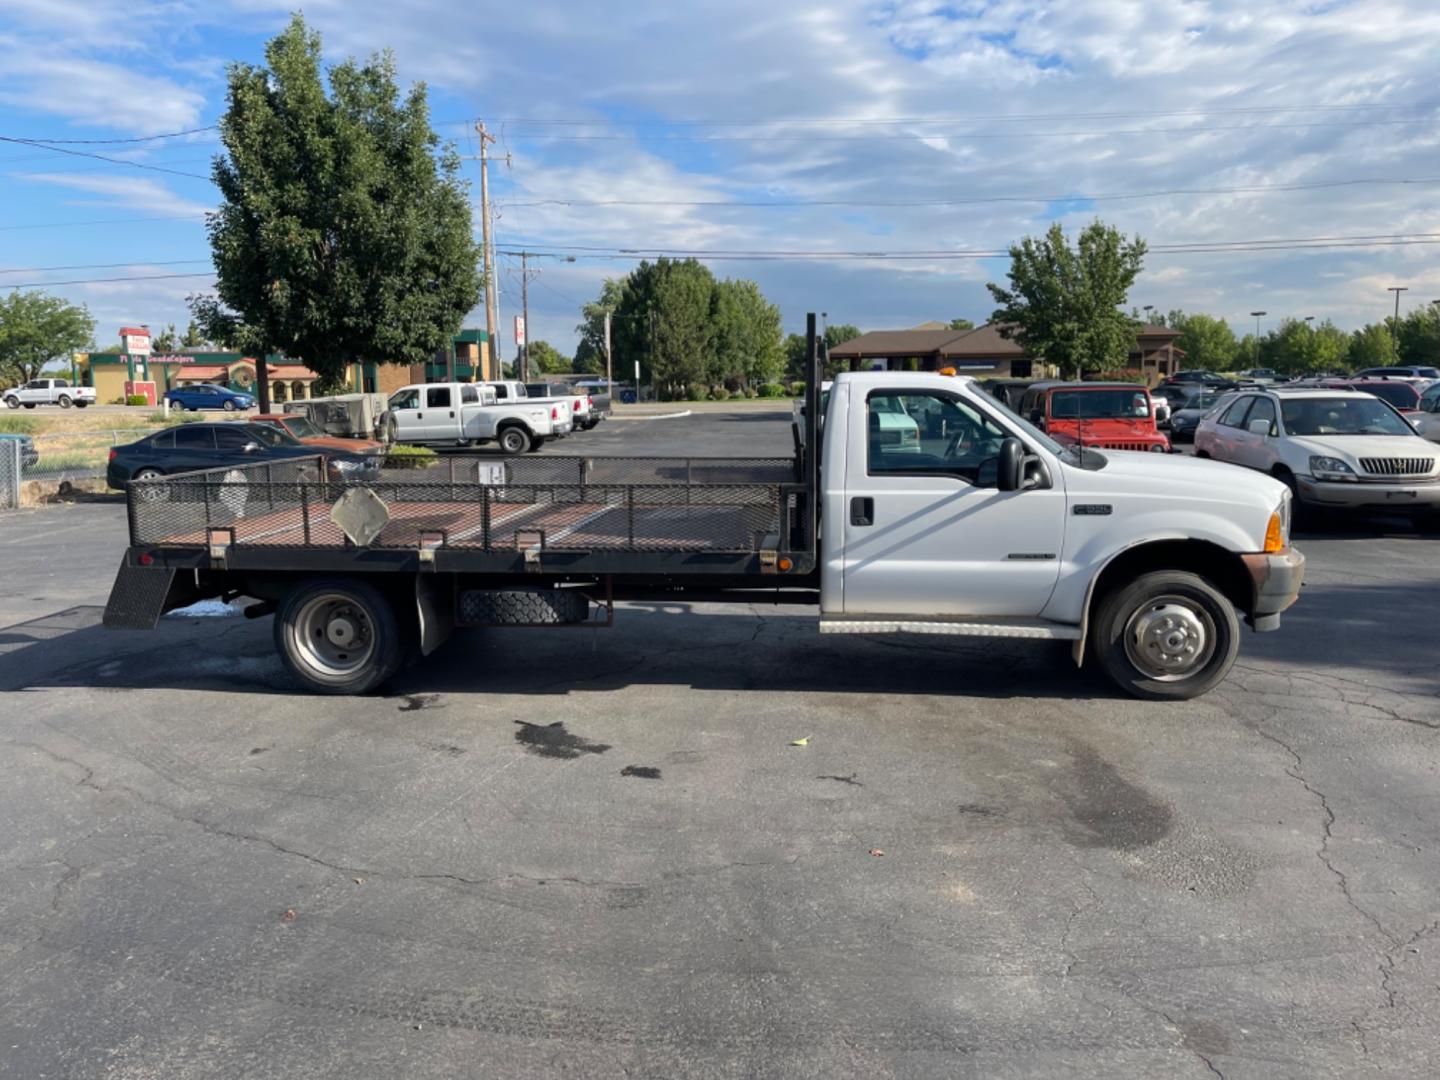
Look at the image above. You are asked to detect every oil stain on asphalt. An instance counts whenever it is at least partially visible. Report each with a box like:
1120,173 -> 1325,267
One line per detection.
513,720 -> 612,760
1058,741 -> 1173,851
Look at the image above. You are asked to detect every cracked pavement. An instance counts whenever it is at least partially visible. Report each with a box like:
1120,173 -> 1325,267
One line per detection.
2,411 -> 1439,1078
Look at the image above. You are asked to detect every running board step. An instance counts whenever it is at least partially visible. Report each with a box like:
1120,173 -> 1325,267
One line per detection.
819,617 -> 1080,641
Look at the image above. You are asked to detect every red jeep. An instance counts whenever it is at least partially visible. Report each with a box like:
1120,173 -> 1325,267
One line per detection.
1017,381 -> 1171,453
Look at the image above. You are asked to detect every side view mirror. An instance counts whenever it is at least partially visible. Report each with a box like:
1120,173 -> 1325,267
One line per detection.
243,441 -> 262,452
997,437 -> 1025,492
1246,419 -> 1271,436
1028,409 -> 1043,425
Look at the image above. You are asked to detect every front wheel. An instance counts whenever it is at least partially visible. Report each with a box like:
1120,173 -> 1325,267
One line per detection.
274,578 -> 404,694
3,396 -> 17,409
1092,570 -> 1239,701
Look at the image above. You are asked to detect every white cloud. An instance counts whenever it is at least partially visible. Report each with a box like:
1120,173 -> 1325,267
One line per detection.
21,174 -> 212,218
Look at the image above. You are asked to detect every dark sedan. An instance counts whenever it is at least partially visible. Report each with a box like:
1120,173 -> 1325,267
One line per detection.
1163,390 -> 1231,443
107,422 -> 380,490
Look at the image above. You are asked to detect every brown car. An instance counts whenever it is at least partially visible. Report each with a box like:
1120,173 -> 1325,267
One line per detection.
254,413 -> 386,456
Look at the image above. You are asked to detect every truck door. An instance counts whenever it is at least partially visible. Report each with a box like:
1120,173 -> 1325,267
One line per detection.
421,385 -> 456,440
387,388 -> 424,440
841,387 -> 1066,618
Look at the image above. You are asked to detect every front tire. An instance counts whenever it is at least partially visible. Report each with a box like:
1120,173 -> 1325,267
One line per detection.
3,396 -> 17,409
1092,570 -> 1239,701
498,427 -> 531,454
274,578 -> 403,694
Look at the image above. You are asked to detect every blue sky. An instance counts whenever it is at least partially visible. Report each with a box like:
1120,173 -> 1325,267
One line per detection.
2,0 -> 1438,359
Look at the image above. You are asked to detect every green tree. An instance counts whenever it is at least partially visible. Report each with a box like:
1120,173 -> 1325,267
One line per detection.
1166,310 -> 1238,371
181,319 -> 208,349
1397,306 -> 1440,367
197,14 -> 480,387
601,258 -> 716,399
152,323 -> 179,353
986,220 -> 1148,378
0,290 -> 95,386
711,278 -> 783,387
1311,320 -> 1351,372
948,317 -> 975,331
573,277 -> 629,378
1349,322 -> 1397,367
525,340 -> 570,375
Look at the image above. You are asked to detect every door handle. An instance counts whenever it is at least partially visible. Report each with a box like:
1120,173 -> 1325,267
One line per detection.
850,496 -> 874,526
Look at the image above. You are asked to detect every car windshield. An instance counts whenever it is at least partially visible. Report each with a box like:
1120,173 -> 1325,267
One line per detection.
247,424 -> 301,447
281,417 -> 322,439
1051,389 -> 1150,419
1185,393 -> 1220,411
1280,397 -> 1412,436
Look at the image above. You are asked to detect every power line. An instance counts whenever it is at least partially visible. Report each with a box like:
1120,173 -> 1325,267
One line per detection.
494,117 -> 1434,143
1,126 -> 218,144
0,136 -> 211,180
484,101 -> 1436,126
504,175 -> 1440,210
0,214 -> 207,231
0,259 -> 212,275
4,271 -> 216,289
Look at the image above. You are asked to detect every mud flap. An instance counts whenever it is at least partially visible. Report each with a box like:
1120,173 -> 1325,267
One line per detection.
102,559 -> 201,629
415,574 -> 454,657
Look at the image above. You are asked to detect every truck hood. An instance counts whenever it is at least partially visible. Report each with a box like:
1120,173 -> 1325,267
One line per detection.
1076,449 -> 1287,502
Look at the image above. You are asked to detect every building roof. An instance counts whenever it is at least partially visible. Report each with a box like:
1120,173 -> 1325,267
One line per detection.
828,328 -> 974,359
939,324 -> 1026,358
1136,323 -> 1182,339
454,328 -> 489,344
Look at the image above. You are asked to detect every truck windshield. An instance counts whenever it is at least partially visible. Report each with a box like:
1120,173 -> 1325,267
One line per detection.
1051,389 -> 1151,419
1280,397 -> 1412,436
281,417 -> 322,439
248,424 -> 302,447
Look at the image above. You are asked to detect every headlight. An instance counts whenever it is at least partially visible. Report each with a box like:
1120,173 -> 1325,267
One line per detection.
328,458 -> 364,474
1308,455 -> 1357,481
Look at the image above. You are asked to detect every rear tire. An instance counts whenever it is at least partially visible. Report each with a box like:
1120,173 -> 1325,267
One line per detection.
58,395 -> 72,408
1194,449 -> 1210,459
23,403 -> 35,409
274,577 -> 403,694
223,399 -> 237,412
498,427 -> 531,454
1092,570 -> 1239,701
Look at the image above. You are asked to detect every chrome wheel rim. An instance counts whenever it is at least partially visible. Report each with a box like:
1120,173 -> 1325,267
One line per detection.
1123,595 -> 1215,680
132,469 -> 169,502
292,593 -> 376,680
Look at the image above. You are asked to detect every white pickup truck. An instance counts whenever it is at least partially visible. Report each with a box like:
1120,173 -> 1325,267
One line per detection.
385,382 -> 573,453
4,378 -> 96,409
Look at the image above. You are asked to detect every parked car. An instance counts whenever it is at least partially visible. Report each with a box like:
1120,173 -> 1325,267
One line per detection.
107,422 -> 379,491
525,382 -> 603,430
1413,382 -> 1440,444
1194,388 -> 1439,527
3,378 -> 96,409
1238,368 -> 1282,384
0,432 -> 39,468
1165,370 -> 1240,391
385,381 -> 572,453
1164,391 -> 1232,444
1352,366 -> 1440,382
163,383 -> 255,412
1349,380 -> 1423,416
1151,384 -> 1199,411
254,413 -> 386,456
1017,382 -> 1171,453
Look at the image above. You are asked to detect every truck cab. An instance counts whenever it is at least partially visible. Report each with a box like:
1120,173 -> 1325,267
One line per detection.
1018,382 -> 1170,454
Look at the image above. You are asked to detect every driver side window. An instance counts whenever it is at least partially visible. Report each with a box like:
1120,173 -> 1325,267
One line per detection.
389,389 -> 420,411
866,391 -> 1009,485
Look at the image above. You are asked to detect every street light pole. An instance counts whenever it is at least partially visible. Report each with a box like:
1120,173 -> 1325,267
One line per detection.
1388,286 -> 1408,360
1250,310 -> 1267,366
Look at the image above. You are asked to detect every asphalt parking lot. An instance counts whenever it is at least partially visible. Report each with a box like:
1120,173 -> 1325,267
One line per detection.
3,409 -> 1439,1079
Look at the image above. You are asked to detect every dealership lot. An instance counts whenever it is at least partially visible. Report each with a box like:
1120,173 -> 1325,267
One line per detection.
3,408 -> 1439,1079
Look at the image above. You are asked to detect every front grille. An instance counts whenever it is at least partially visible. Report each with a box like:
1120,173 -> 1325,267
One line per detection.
1100,441 -> 1152,452
1358,457 -> 1436,477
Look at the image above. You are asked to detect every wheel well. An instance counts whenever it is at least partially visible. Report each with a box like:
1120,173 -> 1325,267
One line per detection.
1091,539 -> 1252,616
495,419 -> 530,433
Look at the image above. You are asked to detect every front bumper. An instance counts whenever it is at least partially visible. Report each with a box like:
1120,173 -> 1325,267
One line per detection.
1297,476 -> 1440,510
1240,547 -> 1305,631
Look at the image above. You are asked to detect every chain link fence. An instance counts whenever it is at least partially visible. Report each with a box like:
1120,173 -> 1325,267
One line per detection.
0,429 -> 140,508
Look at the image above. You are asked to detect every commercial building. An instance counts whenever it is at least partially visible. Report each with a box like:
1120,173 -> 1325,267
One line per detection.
828,322 -> 1183,384
346,329 -> 494,394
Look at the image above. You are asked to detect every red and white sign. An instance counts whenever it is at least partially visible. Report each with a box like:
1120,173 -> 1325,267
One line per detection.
514,315 -> 526,347
119,326 -> 152,356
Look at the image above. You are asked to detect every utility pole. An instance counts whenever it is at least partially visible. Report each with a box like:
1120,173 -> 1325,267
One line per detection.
520,250 -> 530,383
1249,310 -> 1267,367
604,311 -> 613,399
1388,286 -> 1408,360
475,121 -> 500,380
